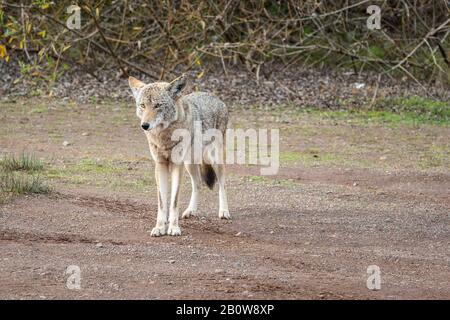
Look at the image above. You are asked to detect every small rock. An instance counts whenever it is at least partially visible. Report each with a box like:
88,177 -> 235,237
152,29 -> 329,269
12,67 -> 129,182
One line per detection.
62,141 -> 71,147
96,242 -> 103,248
81,132 -> 89,136
235,232 -> 241,237
111,283 -> 119,290
353,182 -> 358,186
168,260 -> 176,264
263,81 -> 275,88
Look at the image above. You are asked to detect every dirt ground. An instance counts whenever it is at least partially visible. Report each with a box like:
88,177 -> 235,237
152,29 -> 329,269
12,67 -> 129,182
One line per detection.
0,98 -> 449,299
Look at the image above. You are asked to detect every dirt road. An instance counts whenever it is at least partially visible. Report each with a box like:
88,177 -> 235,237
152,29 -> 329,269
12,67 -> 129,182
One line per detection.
0,98 -> 449,299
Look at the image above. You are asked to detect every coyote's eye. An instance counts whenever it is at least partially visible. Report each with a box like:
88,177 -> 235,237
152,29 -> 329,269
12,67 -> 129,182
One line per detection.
139,104 -> 146,109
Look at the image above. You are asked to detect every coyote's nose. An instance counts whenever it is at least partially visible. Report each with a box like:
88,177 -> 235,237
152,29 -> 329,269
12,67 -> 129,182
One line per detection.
141,123 -> 150,130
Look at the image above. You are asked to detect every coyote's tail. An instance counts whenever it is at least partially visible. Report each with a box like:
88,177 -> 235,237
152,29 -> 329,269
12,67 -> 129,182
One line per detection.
200,164 -> 217,190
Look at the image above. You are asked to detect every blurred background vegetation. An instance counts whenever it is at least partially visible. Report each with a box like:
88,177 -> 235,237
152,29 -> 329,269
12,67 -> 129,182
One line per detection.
0,0 -> 449,86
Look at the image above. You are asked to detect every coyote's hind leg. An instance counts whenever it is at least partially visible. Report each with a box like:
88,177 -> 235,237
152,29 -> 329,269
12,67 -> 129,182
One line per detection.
214,164 -> 231,220
182,164 -> 199,219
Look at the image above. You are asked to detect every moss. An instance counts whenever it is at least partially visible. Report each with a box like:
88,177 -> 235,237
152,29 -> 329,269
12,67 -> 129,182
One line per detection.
29,106 -> 48,114
373,96 -> 449,125
248,175 -> 267,182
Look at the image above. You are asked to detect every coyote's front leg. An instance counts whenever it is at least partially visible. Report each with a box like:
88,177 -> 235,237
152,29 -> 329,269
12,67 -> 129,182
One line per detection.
168,163 -> 183,235
151,162 -> 169,237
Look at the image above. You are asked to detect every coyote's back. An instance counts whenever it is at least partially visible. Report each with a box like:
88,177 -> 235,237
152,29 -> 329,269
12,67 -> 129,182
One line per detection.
180,91 -> 228,134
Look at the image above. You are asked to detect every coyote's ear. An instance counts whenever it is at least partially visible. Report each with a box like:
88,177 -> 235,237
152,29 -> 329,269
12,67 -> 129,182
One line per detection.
167,74 -> 187,99
128,76 -> 145,99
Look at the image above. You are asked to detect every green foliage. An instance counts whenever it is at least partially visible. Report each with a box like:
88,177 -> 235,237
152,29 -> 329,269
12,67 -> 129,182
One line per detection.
368,45 -> 384,59
0,1 -> 449,86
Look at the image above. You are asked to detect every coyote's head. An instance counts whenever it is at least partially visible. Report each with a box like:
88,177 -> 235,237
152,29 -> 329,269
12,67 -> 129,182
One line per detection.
128,75 -> 187,131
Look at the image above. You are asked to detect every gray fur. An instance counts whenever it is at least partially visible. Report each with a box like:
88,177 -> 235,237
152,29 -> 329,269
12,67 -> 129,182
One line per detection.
130,75 -> 228,163
128,74 -> 231,237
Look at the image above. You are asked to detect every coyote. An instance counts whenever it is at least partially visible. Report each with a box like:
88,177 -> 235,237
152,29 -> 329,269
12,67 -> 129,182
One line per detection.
128,74 -> 230,236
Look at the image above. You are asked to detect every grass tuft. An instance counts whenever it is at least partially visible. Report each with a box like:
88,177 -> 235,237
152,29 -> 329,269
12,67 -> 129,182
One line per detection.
0,153 -> 44,172
0,153 -> 50,196
0,171 -> 50,194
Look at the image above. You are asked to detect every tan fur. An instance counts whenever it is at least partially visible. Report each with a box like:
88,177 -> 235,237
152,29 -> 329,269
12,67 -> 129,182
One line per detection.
129,74 -> 231,237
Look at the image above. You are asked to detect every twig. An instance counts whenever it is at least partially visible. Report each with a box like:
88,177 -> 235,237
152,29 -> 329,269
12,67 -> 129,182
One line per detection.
34,8 -> 159,79
20,3 -> 31,62
391,18 -> 450,71
86,5 -> 129,78
368,74 -> 382,109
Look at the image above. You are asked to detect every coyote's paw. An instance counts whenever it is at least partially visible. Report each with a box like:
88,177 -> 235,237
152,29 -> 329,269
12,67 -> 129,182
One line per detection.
167,225 -> 181,236
150,226 -> 166,237
182,209 -> 196,219
219,209 -> 231,220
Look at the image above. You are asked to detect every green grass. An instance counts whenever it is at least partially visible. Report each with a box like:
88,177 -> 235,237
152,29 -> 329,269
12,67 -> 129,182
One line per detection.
0,171 -> 50,194
0,153 -> 49,197
29,106 -> 48,114
45,158 -> 155,191
75,158 -> 117,174
299,108 -> 447,126
280,150 -> 356,167
279,151 -> 303,164
418,146 -> 448,169
0,153 -> 44,172
247,175 -> 298,188
45,158 -> 117,185
290,96 -> 449,126
248,175 -> 267,182
373,96 -> 449,125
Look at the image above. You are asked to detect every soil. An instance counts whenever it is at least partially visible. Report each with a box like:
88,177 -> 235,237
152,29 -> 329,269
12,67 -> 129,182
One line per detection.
0,98 -> 449,299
